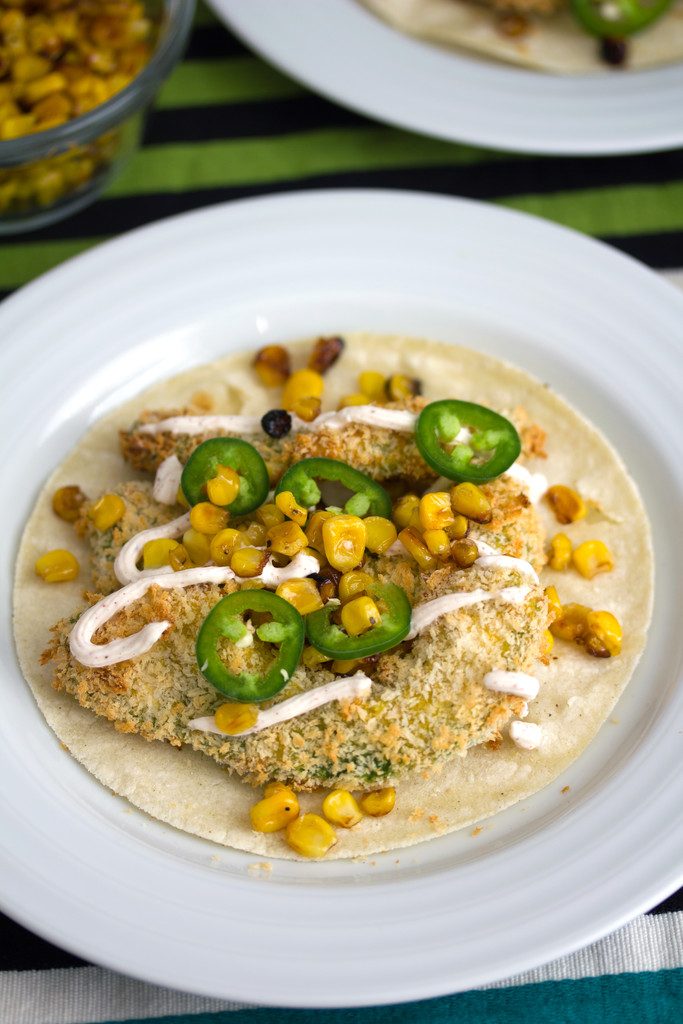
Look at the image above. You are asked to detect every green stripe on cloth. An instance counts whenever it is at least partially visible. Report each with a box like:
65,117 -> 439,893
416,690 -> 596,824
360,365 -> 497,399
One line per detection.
156,58 -> 305,108
107,970 -> 683,1024
0,239 -> 101,289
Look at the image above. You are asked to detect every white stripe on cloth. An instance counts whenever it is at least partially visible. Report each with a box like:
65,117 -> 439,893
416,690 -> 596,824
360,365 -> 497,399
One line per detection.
0,912 -> 681,1024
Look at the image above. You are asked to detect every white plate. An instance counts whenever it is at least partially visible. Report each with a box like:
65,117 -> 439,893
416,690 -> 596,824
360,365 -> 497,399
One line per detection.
2,191 -> 683,1006
210,0 -> 683,155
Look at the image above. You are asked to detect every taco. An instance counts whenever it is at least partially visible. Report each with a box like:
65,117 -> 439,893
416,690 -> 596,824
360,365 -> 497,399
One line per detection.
13,333 -> 652,860
360,0 -> 683,72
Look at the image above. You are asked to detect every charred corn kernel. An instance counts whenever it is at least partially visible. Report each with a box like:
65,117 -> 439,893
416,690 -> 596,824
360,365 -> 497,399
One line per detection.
320,579 -> 336,603
275,490 -> 308,526
419,492 -> 455,531
253,344 -> 290,387
256,503 -> 285,529
544,585 -> 562,622
302,645 -> 332,669
251,790 -> 300,833
176,486 -> 190,509
23,72 -> 67,104
52,484 -> 86,522
231,546 -> 269,578
214,702 -> 258,736
392,494 -> 420,530
322,790 -> 363,828
546,484 -> 586,525
543,629 -> 555,656
322,514 -> 366,571
276,578 -> 324,615
586,610 -> 622,657
142,538 -> 179,570
285,813 -> 336,857
88,493 -> 125,531
450,482 -> 492,524
240,521 -> 268,547
306,509 -> 334,552
386,374 -> 421,401
399,527 -> 438,572
572,540 -> 614,580
446,514 -> 469,540
190,502 -> 229,535
358,371 -> 386,401
35,549 -> 79,583
339,570 -> 372,604
263,781 -> 292,798
341,596 -> 381,636
364,516 -> 397,554
550,603 -> 591,642
359,787 -> 396,817
451,538 -> 479,568
206,466 -> 240,506
308,335 -> 345,374
209,528 -> 242,566
423,529 -> 450,558
338,393 -> 369,408
331,658 -> 361,674
268,520 -> 308,557
549,532 -> 573,571
290,395 -> 321,422
282,369 -> 324,410
169,544 -> 192,572
182,528 -> 212,565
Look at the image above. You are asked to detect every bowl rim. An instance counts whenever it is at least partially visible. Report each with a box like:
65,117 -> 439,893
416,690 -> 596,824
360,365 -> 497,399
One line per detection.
0,0 -> 196,164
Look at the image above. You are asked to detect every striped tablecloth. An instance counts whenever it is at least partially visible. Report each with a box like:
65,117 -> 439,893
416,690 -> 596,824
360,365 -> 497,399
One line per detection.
2,4 -> 681,1021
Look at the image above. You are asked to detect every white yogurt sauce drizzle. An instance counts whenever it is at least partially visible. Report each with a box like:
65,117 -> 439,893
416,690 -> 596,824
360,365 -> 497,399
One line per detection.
188,671 -> 373,738
483,670 -> 540,701
509,720 -> 542,750
114,512 -> 191,585
152,454 -> 184,505
503,462 -> 548,505
407,585 -> 530,641
138,406 -> 417,438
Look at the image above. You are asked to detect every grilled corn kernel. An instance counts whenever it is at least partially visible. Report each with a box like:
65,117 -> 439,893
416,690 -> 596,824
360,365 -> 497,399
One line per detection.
341,596 -> 380,636
338,570 -> 372,604
88,493 -> 125,531
543,629 -> 555,656
52,484 -> 86,522
206,466 -> 240,506
142,538 -> 179,570
189,502 -> 228,536
358,371 -> 386,401
183,528 -> 212,565
386,374 -> 421,401
268,520 -> 309,557
302,645 -> 332,668
169,543 -> 192,572
240,521 -> 268,546
398,527 -> 438,572
214,702 -> 258,735
331,658 -> 361,674
305,509 -> 334,552
23,71 -> 67,104
446,514 -> 469,540
285,813 -> 336,857
544,585 -> 562,622
35,549 -> 79,583
364,516 -> 397,554
276,578 -> 324,615
231,546 -> 269,578
549,532 -> 573,571
209,528 -> 242,566
572,540 -> 614,580
251,790 -> 300,833
275,490 -> 308,526
256,503 -> 285,530
263,781 -> 292,797
419,492 -> 455,531
338,393 -> 369,408
291,395 -> 321,422
450,482 -> 492,524
359,787 -> 396,817
13,54 -> 50,82
322,514 -> 366,571
546,484 -> 587,525
392,494 -> 421,530
322,790 -> 363,828
253,344 -> 290,388
550,603 -> 591,642
450,538 -> 479,568
585,610 -> 622,657
282,368 -> 324,410
423,529 -> 450,558
308,335 -> 344,374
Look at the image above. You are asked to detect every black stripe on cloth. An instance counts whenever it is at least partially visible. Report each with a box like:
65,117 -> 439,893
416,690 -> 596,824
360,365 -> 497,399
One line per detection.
650,890 -> 683,915
0,912 -> 87,971
604,230 -> 683,269
184,23 -> 248,61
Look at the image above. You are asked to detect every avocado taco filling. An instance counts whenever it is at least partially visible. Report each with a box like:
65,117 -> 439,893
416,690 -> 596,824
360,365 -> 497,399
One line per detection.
17,333 -> 652,861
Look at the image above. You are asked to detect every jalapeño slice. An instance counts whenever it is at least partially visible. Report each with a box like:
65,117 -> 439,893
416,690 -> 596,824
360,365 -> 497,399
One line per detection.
305,582 -> 411,659
181,437 -> 269,517
416,400 -> 520,484
571,0 -> 672,36
196,591 -> 304,702
275,457 -> 392,518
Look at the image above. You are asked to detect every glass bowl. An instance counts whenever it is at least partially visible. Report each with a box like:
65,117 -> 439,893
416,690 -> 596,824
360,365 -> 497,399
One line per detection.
0,0 -> 195,234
